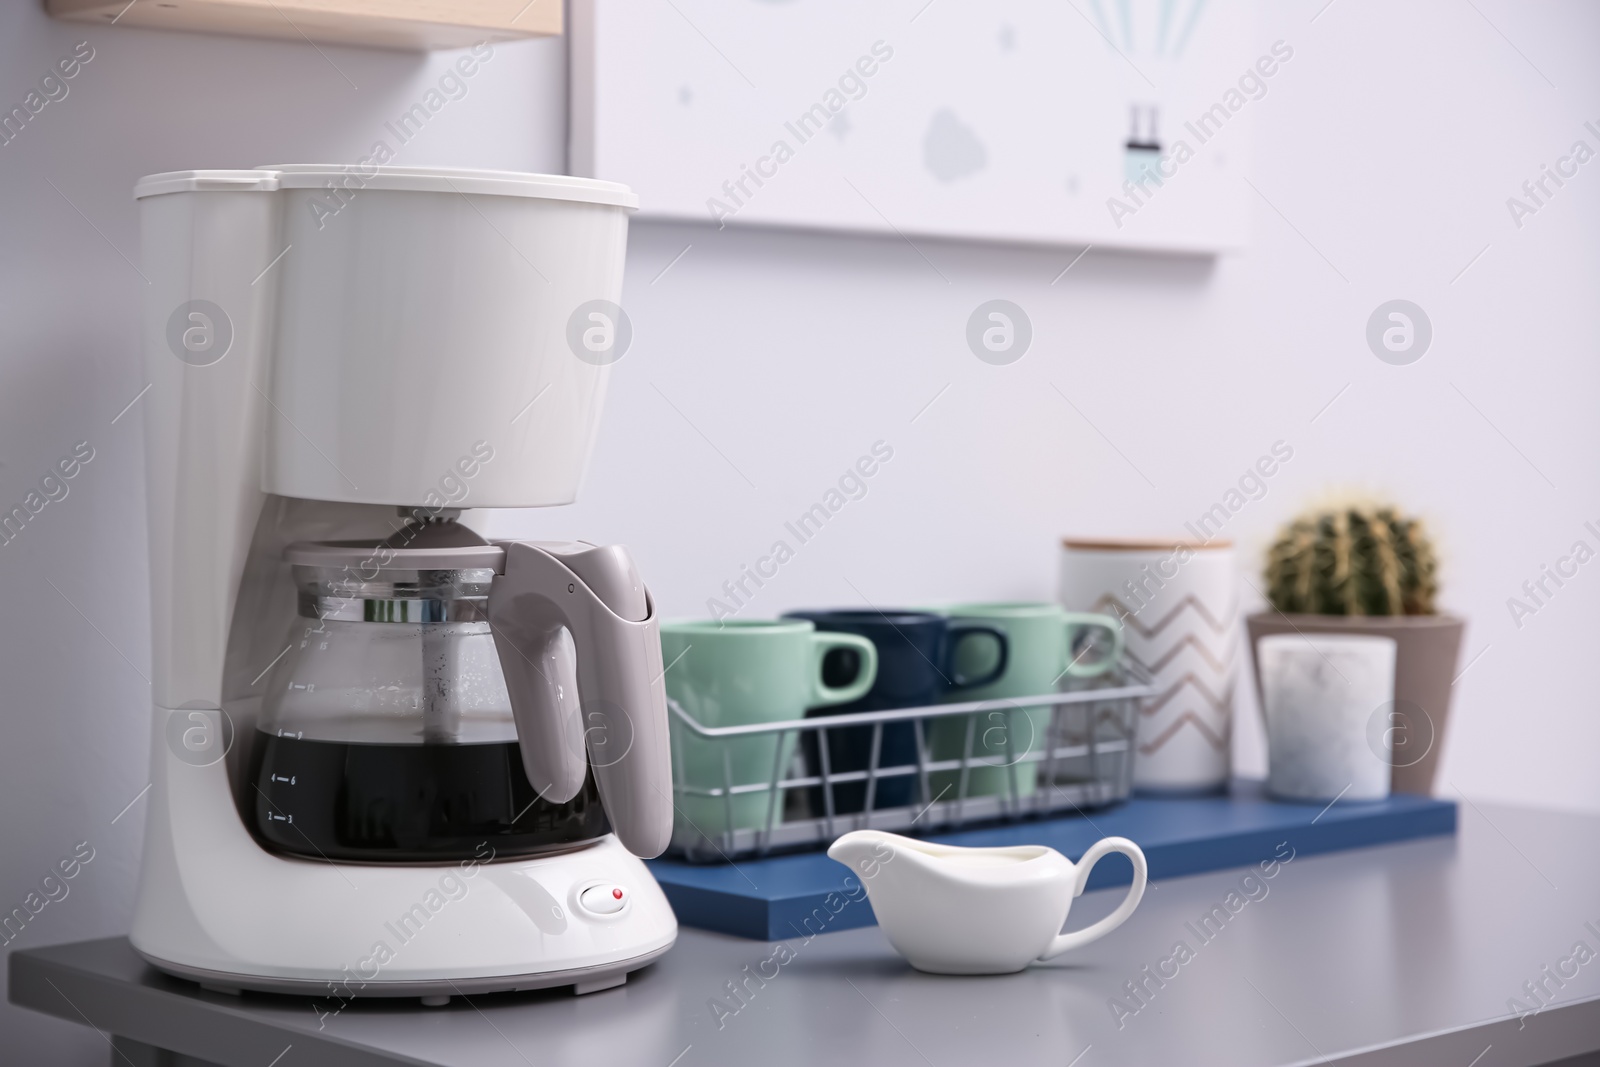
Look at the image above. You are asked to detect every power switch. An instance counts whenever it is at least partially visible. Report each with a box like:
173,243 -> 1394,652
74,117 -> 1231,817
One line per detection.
579,883 -> 628,916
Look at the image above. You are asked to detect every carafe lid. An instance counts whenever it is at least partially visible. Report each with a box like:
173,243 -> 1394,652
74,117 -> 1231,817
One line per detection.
285,515 -> 503,569
286,519 -> 501,610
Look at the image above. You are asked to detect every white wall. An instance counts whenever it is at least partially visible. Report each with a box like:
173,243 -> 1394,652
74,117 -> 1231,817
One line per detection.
1,1 -> 1595,1061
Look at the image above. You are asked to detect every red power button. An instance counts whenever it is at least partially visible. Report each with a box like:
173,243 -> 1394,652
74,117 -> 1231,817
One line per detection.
579,883 -> 629,916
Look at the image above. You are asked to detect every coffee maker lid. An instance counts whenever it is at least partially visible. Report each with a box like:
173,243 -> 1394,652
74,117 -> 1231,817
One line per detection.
135,165 -> 638,209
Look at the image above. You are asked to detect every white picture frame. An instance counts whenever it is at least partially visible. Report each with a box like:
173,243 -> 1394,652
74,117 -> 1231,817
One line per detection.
570,0 -> 1262,252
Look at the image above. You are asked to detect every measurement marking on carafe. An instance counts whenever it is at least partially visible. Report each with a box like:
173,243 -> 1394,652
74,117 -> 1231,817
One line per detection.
251,784 -> 358,890
251,643 -> 294,686
510,383 -> 553,424
270,774 -> 296,785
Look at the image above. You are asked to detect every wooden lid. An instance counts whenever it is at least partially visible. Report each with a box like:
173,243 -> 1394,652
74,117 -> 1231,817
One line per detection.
1061,537 -> 1233,551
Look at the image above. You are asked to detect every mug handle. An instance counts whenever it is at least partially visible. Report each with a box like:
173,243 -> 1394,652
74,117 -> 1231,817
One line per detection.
944,624 -> 1010,691
1038,836 -> 1147,961
809,633 -> 879,707
1060,613 -> 1125,679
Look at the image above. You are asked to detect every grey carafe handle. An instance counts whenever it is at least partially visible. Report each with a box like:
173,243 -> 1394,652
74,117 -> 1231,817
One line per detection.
487,541 -> 674,859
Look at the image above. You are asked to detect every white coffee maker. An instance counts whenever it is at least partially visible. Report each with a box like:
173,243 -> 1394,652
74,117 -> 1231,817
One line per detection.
131,165 -> 677,1001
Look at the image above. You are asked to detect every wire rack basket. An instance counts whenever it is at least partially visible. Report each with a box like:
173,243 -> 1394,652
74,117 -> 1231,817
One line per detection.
666,663 -> 1153,862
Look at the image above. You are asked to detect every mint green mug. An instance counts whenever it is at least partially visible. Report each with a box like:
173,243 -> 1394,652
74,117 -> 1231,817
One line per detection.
930,603 -> 1124,801
661,619 -> 878,840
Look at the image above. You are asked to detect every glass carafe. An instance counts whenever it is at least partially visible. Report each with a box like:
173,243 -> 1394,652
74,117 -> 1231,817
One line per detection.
251,531 -> 608,862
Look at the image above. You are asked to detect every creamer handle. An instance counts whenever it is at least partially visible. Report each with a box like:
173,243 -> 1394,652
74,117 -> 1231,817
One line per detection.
1038,836 -> 1147,960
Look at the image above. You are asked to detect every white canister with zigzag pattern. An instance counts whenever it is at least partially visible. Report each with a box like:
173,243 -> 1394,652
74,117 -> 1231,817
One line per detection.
1059,539 -> 1238,793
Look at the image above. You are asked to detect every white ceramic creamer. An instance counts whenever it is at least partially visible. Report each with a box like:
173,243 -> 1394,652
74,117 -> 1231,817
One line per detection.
828,830 -> 1147,975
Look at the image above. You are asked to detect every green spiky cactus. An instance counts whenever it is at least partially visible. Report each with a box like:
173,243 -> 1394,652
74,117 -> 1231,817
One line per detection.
1265,504 -> 1438,616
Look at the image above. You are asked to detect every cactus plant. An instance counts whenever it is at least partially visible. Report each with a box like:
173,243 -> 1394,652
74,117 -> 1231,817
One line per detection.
1264,503 -> 1438,616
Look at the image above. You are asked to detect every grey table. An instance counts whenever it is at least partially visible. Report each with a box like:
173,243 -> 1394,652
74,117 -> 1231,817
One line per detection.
12,801 -> 1600,1067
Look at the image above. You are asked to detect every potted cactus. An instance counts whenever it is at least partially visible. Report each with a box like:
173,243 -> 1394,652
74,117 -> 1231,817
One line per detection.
1246,503 -> 1465,795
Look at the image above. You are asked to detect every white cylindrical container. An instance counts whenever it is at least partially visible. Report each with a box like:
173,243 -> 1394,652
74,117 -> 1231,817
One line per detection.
1059,539 -> 1238,793
261,165 -> 638,508
1257,634 -> 1396,803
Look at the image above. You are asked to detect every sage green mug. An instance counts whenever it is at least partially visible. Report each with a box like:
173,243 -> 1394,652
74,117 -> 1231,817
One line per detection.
930,603 -> 1124,800
661,619 -> 878,840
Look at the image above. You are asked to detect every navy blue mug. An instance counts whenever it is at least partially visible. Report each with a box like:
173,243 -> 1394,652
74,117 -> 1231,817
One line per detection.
781,610 -> 1009,814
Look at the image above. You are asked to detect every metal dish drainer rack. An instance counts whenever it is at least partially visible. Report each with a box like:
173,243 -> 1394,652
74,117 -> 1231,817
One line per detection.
666,663 -> 1154,862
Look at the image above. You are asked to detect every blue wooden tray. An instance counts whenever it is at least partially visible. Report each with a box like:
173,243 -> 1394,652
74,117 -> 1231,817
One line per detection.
646,779 -> 1457,940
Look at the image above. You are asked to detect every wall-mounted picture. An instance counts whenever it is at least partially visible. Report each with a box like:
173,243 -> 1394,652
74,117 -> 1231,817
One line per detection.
572,0 -> 1260,251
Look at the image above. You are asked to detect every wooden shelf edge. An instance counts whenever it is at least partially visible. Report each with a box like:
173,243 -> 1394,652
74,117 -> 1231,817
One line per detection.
46,0 -> 561,52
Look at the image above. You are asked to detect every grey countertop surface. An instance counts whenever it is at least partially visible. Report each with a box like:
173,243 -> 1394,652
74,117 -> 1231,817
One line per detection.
11,800 -> 1600,1067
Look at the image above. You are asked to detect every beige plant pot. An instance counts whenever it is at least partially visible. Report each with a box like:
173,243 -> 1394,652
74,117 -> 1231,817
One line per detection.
1244,613 -> 1465,796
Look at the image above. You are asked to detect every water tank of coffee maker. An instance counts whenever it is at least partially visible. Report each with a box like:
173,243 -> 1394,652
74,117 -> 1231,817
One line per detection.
259,165 -> 638,509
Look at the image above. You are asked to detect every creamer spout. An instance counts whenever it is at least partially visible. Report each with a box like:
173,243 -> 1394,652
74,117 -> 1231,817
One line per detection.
827,830 -> 901,880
